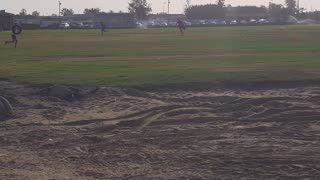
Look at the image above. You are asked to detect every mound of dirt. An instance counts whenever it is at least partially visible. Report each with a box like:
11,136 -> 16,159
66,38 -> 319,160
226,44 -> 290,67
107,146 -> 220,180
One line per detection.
0,81 -> 319,179
41,85 -> 81,101
0,96 -> 13,120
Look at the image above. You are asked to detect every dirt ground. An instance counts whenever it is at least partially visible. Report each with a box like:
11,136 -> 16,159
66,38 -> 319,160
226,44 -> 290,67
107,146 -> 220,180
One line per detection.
0,81 -> 320,180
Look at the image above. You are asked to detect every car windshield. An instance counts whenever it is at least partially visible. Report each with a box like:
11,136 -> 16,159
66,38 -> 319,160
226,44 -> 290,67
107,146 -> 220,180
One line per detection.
1,0 -> 320,179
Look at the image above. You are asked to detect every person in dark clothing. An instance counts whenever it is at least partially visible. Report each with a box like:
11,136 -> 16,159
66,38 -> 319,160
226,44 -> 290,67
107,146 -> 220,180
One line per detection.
100,22 -> 107,36
176,19 -> 186,36
4,24 -> 22,48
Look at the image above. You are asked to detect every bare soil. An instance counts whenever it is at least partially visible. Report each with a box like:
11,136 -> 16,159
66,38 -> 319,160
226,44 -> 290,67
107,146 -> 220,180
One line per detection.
0,81 -> 320,180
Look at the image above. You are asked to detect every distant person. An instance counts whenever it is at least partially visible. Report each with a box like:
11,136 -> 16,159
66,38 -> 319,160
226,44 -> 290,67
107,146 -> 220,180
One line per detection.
4,24 -> 22,48
100,22 -> 107,36
4,33 -> 18,48
176,19 -> 186,36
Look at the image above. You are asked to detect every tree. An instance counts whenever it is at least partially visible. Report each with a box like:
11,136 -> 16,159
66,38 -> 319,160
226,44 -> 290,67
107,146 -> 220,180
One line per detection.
32,11 -> 40,16
185,0 -> 191,9
232,6 -> 268,16
19,9 -> 27,16
285,0 -> 297,15
269,3 -> 288,22
128,0 -> 152,20
185,4 -> 225,19
61,8 -> 74,16
217,0 -> 225,7
83,8 -> 101,16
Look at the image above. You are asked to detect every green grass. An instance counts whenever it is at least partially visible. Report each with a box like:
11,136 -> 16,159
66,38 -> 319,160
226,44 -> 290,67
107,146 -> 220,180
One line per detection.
0,26 -> 320,87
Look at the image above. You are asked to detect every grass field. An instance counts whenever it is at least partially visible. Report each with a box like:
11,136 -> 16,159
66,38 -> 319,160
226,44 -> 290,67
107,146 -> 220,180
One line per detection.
0,25 -> 320,87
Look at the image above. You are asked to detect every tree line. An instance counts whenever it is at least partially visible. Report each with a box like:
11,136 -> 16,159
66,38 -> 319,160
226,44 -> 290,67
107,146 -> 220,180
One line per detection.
17,0 -> 151,19
185,0 -> 309,20
17,0 -> 319,21
19,8 -> 112,17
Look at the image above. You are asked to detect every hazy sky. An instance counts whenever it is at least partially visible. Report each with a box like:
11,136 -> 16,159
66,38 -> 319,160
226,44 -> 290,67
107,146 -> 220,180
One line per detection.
1,0 -> 319,15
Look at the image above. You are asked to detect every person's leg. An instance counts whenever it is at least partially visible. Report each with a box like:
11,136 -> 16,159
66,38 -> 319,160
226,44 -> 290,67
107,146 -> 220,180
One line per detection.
14,40 -> 18,48
4,40 -> 13,45
180,27 -> 184,36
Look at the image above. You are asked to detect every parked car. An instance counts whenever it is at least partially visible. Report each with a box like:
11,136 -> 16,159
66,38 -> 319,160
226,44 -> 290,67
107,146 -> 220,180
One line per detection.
240,20 -> 248,24
59,22 -> 70,29
135,22 -> 144,28
217,20 -> 227,25
199,20 -> 206,25
147,21 -> 155,27
249,19 -> 257,24
70,22 -> 84,29
258,19 -> 270,24
184,21 -> 192,26
230,20 -> 238,25
168,21 -> 177,26
83,22 -> 94,29
160,22 -> 168,27
207,20 -> 217,25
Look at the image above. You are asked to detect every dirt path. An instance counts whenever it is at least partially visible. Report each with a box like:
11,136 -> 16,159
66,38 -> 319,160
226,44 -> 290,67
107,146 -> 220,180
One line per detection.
1,81 -> 320,179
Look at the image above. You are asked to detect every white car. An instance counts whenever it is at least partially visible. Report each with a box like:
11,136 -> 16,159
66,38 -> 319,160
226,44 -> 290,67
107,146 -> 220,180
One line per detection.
199,20 -> 206,25
136,22 -> 143,27
230,20 -> 237,25
147,21 -> 155,27
258,19 -> 270,24
249,19 -> 257,24
59,22 -> 70,29
160,22 -> 168,27
184,21 -> 192,26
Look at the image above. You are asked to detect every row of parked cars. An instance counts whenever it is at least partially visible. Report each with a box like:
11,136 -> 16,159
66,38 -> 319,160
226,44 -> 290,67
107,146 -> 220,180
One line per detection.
56,19 -> 271,29
136,19 -> 271,28
229,19 -> 270,25
58,22 -> 95,29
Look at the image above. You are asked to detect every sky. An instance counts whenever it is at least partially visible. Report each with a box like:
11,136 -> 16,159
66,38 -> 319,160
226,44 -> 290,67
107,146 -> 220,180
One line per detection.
1,0 -> 319,15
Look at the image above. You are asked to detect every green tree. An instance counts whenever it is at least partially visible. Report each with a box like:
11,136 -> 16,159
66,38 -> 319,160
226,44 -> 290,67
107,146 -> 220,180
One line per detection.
128,0 -> 152,20
269,3 -> 288,22
285,0 -> 297,15
83,8 -> 101,16
61,8 -> 74,16
19,9 -> 27,16
185,0 -> 191,9
217,0 -> 225,7
185,4 -> 225,19
31,11 -> 40,16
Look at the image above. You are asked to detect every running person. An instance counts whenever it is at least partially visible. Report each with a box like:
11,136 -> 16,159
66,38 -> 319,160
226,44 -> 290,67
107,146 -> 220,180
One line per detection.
4,24 -> 22,48
176,19 -> 186,36
4,33 -> 18,48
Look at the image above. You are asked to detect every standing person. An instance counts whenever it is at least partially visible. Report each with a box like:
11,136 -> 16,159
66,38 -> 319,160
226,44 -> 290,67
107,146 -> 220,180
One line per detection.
176,19 -> 186,36
100,22 -> 107,36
